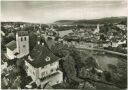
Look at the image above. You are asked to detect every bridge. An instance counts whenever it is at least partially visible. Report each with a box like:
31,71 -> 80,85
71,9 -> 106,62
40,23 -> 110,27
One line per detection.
75,46 -> 127,57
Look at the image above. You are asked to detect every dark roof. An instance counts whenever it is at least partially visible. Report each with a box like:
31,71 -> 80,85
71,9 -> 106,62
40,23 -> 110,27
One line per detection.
26,44 -> 59,68
6,40 -> 16,51
43,83 -> 53,89
17,31 -> 28,36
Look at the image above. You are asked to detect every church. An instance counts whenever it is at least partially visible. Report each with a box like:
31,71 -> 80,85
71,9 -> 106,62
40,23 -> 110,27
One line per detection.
5,31 -> 29,59
5,31 -> 63,88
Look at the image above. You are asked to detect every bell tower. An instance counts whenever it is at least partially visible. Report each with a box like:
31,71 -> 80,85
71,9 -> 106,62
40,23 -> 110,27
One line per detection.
16,31 -> 29,58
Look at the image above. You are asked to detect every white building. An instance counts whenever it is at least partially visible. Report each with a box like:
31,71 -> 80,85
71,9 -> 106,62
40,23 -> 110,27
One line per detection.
103,42 -> 111,48
111,42 -> 119,47
1,30 -> 5,36
25,42 -> 63,88
116,24 -> 126,31
93,24 -> 100,34
5,31 -> 29,59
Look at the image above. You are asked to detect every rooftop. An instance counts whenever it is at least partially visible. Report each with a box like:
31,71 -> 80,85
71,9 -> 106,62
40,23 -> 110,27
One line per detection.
26,44 -> 59,68
5,40 -> 16,51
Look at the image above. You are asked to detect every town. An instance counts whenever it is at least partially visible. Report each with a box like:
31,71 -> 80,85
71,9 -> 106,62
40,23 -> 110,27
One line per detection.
1,16 -> 127,89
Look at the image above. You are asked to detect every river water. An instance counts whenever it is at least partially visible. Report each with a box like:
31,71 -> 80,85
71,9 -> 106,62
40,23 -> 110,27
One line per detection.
94,54 -> 119,71
80,49 -> 124,71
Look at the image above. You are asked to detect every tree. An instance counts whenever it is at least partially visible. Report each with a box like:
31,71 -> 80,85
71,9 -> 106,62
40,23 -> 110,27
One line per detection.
29,32 -> 38,51
10,76 -> 21,89
108,59 -> 127,88
103,71 -> 111,82
83,56 -> 98,69
63,55 -> 83,86
69,47 -> 84,71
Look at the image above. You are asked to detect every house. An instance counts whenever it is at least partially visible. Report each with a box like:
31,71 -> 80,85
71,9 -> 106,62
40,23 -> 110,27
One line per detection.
118,39 -> 127,45
110,42 -> 119,47
110,38 -> 119,47
5,31 -> 29,59
25,41 -> 63,88
103,42 -> 111,48
116,24 -> 126,31
1,30 -> 5,36
1,62 -> 8,73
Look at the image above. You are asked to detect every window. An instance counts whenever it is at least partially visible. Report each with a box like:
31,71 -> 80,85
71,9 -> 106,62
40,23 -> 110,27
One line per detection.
24,37 -> 26,41
45,56 -> 50,61
23,45 -> 26,48
51,69 -> 54,72
21,37 -> 23,41
57,81 -> 59,84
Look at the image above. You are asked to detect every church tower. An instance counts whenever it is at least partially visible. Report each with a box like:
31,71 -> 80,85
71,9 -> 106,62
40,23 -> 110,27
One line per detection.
16,31 -> 29,58
96,24 -> 100,33
93,24 -> 100,34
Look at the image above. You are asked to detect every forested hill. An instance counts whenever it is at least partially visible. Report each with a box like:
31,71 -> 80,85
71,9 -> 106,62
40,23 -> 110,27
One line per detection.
54,16 -> 127,25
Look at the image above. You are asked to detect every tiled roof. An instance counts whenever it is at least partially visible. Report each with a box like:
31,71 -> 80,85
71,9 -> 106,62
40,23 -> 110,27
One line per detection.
6,40 -> 16,51
27,44 -> 59,68
17,31 -> 28,36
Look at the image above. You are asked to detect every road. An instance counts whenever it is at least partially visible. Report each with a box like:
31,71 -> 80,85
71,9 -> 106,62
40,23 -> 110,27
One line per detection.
75,46 -> 127,57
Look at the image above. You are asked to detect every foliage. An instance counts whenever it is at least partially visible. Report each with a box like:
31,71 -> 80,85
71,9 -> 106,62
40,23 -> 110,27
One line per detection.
104,46 -> 127,54
103,71 -> 111,82
83,57 -> 98,69
62,55 -> 83,89
63,55 -> 76,79
29,32 -> 38,51
68,47 -> 84,70
108,59 -> 127,88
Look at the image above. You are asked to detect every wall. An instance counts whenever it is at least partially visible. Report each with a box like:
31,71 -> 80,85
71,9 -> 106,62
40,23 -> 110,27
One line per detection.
39,61 -> 59,78
41,70 -> 63,87
25,60 -> 62,87
25,61 -> 37,81
6,48 -> 15,59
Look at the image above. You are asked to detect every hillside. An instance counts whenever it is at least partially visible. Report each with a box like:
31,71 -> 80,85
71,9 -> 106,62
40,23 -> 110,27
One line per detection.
54,16 -> 127,25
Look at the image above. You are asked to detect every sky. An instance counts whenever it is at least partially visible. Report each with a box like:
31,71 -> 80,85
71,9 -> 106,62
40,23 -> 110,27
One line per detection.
1,0 -> 127,23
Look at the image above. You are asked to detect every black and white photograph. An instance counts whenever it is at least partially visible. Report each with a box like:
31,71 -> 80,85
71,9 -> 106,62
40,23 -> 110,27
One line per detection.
1,0 -> 127,89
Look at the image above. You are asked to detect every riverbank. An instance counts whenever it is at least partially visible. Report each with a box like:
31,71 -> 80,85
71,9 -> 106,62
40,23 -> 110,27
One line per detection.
78,47 -> 127,71
76,46 -> 127,57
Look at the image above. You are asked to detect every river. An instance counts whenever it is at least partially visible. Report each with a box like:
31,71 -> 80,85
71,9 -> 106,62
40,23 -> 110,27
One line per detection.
94,54 -> 119,71
80,49 -> 126,71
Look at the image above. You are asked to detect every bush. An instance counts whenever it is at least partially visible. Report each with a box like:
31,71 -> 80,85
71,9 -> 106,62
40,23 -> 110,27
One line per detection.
103,71 -> 111,82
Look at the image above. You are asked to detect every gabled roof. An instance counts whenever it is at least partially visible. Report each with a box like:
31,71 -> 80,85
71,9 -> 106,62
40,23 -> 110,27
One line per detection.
6,40 -> 16,51
26,44 -> 59,68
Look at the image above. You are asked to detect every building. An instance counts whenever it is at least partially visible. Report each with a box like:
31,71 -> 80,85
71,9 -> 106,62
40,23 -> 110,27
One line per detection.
1,30 -> 5,36
5,31 -> 29,59
102,42 -> 111,48
25,41 -> 63,88
93,24 -> 100,34
116,24 -> 126,31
